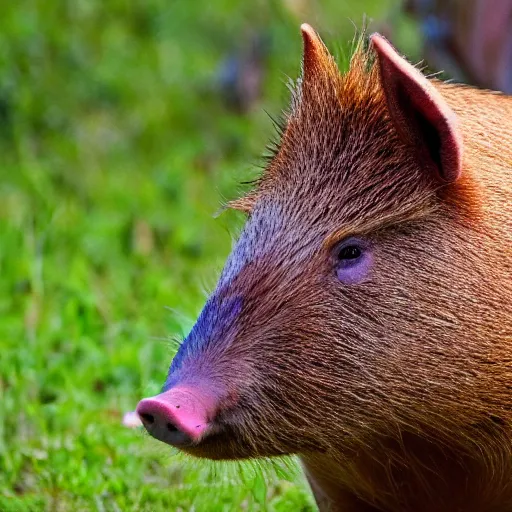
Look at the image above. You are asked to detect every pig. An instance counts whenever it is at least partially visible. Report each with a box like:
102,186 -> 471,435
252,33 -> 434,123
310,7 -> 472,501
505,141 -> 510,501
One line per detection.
136,24 -> 512,512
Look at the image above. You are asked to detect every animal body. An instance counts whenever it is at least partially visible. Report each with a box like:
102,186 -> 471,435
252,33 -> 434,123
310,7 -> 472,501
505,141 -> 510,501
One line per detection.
137,24 -> 512,511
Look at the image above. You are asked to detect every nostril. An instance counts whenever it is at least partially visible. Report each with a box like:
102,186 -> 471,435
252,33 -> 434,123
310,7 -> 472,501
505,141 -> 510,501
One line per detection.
136,389 -> 212,447
167,422 -> 178,433
140,413 -> 155,425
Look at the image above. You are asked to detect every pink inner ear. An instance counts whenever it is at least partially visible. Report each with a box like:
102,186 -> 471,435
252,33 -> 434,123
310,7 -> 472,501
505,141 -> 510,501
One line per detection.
371,34 -> 463,183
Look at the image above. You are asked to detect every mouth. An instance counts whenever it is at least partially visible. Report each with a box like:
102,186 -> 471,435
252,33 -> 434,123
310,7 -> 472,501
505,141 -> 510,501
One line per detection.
136,385 -> 298,460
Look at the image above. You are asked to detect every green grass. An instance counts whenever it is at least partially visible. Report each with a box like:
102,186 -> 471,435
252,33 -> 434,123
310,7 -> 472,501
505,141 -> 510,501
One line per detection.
0,1 -> 408,510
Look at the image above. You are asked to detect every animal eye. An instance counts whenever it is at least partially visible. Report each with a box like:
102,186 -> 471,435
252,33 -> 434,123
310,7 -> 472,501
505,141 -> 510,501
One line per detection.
338,245 -> 362,261
334,238 -> 372,284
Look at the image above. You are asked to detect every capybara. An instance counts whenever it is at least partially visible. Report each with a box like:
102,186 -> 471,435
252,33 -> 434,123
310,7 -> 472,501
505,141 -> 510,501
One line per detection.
137,24 -> 512,511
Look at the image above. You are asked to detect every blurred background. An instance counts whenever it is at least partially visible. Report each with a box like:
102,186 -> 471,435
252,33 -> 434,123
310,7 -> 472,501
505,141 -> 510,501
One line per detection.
0,1 -> 510,511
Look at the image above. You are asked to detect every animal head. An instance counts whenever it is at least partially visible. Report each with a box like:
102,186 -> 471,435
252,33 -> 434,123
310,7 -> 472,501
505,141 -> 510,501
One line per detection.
137,25 -> 505,463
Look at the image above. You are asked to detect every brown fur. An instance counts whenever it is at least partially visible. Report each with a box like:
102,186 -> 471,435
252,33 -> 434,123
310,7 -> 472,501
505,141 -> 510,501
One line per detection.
161,27 -> 512,511
226,28 -> 512,511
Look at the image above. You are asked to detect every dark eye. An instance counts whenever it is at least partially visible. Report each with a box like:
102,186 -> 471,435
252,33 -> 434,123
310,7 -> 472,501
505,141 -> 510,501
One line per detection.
334,238 -> 372,284
338,245 -> 362,261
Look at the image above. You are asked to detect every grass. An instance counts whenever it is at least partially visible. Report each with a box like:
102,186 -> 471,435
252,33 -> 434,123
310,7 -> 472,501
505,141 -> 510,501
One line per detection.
0,1 -> 410,510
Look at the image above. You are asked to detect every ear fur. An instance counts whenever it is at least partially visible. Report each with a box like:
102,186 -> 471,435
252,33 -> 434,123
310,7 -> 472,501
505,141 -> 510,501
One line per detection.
299,24 -> 340,93
371,33 -> 463,183
300,24 -> 332,78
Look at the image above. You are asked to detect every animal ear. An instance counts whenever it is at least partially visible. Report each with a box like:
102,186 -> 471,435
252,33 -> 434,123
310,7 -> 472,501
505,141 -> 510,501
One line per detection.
371,33 -> 463,183
299,24 -> 339,89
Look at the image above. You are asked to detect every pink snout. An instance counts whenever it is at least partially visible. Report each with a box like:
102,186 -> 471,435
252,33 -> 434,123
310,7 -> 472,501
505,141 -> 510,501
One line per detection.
136,387 -> 213,447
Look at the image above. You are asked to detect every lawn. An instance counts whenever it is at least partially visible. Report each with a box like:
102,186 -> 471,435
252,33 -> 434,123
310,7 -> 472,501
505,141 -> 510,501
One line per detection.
0,1 -> 409,510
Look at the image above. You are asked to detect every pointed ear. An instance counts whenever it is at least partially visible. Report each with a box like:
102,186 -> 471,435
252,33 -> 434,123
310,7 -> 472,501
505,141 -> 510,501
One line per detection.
371,33 -> 463,183
300,24 -> 338,88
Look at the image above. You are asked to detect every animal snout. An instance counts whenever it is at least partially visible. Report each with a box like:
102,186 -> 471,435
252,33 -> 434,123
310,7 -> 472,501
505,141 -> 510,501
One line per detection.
136,387 -> 212,447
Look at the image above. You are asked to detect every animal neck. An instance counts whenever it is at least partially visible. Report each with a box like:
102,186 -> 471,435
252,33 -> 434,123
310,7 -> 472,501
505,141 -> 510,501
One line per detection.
300,433 -> 512,512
